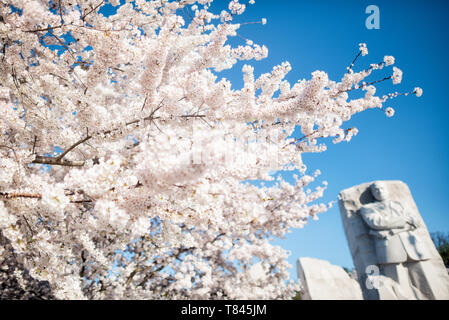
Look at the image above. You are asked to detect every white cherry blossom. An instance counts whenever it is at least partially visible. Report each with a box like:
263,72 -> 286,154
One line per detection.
0,0 -> 421,299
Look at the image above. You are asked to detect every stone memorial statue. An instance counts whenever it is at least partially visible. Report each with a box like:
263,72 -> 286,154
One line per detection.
338,180 -> 449,300
297,257 -> 363,300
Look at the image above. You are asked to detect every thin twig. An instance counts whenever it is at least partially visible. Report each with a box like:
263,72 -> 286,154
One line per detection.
32,136 -> 37,155
347,50 -> 362,74
81,0 -> 105,22
58,0 -> 64,24
282,127 -> 354,149
0,145 -> 19,163
24,25 -> 64,33
56,134 -> 92,161
140,94 -> 149,112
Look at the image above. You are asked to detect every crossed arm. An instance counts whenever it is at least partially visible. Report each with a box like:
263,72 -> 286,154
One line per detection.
359,205 -> 417,230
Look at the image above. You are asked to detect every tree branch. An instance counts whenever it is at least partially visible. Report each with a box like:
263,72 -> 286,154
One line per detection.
56,135 -> 92,161
0,192 -> 41,199
283,127 -> 354,149
31,156 -> 86,167
0,191 -> 93,203
347,50 -> 362,74
81,1 -> 105,22
29,109 -> 206,167
31,134 -> 92,167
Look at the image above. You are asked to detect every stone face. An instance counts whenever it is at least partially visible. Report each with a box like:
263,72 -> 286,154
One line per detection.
338,180 -> 449,300
297,257 -> 363,300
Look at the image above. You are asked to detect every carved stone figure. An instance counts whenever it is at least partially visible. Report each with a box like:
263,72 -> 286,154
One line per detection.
339,180 -> 449,300
297,257 -> 363,300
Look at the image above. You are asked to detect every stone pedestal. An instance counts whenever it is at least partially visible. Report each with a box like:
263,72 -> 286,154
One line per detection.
297,257 -> 363,300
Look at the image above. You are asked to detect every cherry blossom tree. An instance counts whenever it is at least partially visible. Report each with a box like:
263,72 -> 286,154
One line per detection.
0,0 -> 422,299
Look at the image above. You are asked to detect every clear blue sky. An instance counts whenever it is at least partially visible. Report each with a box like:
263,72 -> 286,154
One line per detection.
209,0 -> 449,280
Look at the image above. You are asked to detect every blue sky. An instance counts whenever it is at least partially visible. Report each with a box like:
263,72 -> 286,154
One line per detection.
207,0 -> 449,280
